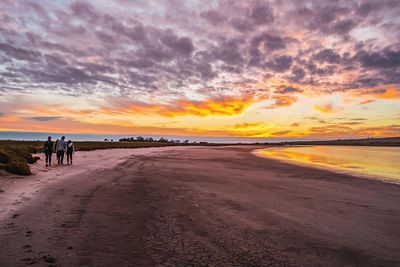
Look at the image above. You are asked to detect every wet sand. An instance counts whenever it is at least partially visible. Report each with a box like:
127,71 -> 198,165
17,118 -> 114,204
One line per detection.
0,146 -> 399,266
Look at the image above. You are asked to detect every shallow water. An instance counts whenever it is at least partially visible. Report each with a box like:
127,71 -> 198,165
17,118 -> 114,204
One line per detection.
255,146 -> 400,183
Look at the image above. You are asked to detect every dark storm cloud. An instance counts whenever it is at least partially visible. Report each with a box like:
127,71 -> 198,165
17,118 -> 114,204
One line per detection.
353,77 -> 385,88
21,67 -> 94,85
112,22 -> 146,41
70,1 -> 100,22
313,49 -> 341,64
306,5 -> 355,35
28,116 -> 63,121
230,2 -> 274,32
250,3 -> 274,25
128,72 -> 157,88
160,31 -> 194,56
266,56 -> 292,72
230,18 -> 254,33
332,19 -> 357,35
0,43 -> 41,62
96,31 -> 116,44
290,68 -> 306,82
0,0 -> 399,100
355,47 -> 400,69
208,38 -> 245,66
252,33 -> 287,51
275,86 -> 303,94
200,10 -> 226,25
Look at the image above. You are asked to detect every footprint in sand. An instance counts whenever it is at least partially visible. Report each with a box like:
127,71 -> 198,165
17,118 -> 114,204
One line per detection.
26,230 -> 33,237
41,254 -> 57,264
20,257 -> 37,265
22,244 -> 33,253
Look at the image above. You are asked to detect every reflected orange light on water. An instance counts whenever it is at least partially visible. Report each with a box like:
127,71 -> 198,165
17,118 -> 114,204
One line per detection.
256,146 -> 400,183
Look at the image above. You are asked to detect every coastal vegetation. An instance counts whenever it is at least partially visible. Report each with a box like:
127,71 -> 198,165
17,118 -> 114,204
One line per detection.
119,136 -> 190,143
0,144 -> 39,175
0,139 -> 189,175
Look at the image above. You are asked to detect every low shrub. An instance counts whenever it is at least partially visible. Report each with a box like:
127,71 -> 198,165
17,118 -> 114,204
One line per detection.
0,144 -> 38,175
0,150 -> 12,164
27,146 -> 40,154
5,161 -> 31,176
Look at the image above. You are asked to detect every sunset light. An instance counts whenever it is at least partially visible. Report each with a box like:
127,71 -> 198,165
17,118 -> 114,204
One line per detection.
0,0 -> 399,139
1,2 -> 399,266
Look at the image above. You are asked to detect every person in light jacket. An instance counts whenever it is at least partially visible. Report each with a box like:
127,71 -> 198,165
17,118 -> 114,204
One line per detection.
56,136 -> 67,164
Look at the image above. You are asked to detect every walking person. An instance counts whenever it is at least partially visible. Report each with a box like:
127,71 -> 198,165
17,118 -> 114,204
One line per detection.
54,139 -> 59,162
56,136 -> 67,164
43,136 -> 53,167
66,140 -> 75,165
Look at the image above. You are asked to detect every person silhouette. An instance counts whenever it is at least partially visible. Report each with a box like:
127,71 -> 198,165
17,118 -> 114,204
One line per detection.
56,136 -> 67,164
66,140 -> 75,165
43,136 -> 53,167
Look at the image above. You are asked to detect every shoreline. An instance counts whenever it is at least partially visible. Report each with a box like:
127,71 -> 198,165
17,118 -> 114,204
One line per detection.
252,147 -> 400,186
1,145 -> 399,266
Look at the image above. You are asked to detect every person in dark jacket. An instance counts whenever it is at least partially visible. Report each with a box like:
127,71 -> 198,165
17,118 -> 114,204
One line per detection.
66,140 -> 75,165
44,136 -> 53,167
54,139 -> 59,162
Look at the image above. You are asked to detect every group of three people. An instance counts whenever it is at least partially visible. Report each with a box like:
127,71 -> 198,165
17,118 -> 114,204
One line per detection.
43,136 -> 75,167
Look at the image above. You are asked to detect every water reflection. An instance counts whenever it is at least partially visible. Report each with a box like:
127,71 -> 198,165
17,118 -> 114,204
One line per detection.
256,146 -> 400,183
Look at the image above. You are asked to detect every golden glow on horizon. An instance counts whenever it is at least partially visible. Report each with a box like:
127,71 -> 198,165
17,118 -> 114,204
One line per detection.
256,146 -> 400,182
1,85 -> 399,139
1,0 -> 399,140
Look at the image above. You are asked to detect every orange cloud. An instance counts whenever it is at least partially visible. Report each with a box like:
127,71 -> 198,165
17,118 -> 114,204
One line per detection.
304,124 -> 400,138
0,115 -> 215,136
270,130 -> 291,136
232,122 -> 266,129
313,103 -> 336,114
102,96 -> 255,118
359,99 -> 375,105
0,115 -> 21,123
352,87 -> 400,100
214,122 -> 276,137
219,122 -> 298,138
372,87 -> 400,99
267,95 -> 298,109
173,96 -> 253,117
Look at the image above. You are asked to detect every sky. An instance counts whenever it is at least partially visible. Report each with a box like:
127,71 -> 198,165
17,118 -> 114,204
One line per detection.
0,0 -> 399,139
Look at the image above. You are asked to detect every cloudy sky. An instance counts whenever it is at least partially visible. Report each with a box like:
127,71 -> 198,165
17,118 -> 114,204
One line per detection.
0,0 -> 399,138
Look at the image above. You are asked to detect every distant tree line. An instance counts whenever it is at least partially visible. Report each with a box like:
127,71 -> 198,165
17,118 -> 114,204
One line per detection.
118,136 -> 190,144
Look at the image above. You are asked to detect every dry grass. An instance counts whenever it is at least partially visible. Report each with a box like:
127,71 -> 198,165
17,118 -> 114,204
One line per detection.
0,140 -> 204,175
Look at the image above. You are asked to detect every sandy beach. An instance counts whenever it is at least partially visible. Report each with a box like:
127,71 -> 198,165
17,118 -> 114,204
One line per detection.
0,146 -> 399,266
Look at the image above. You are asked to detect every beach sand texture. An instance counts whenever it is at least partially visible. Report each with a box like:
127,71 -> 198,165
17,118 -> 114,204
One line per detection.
0,146 -> 399,266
